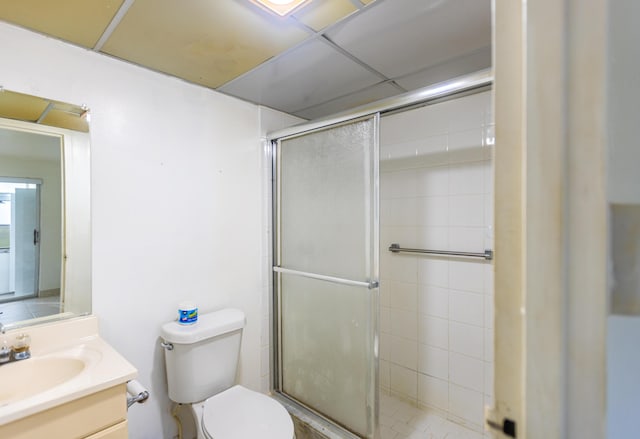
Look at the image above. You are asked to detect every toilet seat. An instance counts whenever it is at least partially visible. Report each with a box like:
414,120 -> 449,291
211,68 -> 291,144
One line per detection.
201,385 -> 294,439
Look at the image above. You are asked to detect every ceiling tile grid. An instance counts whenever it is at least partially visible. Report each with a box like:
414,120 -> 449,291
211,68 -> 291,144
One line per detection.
0,0 -> 492,119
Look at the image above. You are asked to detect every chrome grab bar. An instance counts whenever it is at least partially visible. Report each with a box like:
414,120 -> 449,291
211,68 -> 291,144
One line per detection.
389,243 -> 493,260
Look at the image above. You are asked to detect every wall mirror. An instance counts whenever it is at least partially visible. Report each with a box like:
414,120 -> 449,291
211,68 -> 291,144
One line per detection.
0,88 -> 91,329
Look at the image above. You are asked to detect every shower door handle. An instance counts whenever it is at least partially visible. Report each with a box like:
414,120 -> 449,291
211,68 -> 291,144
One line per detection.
273,267 -> 379,290
33,229 -> 39,246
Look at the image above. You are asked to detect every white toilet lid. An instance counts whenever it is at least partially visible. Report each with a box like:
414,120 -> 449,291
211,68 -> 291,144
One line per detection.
202,385 -> 294,439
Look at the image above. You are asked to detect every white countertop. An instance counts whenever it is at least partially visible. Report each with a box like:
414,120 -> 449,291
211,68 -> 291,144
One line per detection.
0,315 -> 137,425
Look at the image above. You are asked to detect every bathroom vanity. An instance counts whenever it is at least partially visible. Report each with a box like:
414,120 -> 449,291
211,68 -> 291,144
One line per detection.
0,315 -> 137,438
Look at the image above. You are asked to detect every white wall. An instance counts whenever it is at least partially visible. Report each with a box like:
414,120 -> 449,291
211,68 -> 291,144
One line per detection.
379,91 -> 493,433
0,155 -> 62,294
0,22 -> 299,439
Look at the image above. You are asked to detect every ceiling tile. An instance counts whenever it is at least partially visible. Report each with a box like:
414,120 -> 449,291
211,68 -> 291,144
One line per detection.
292,0 -> 358,32
0,0 -> 123,48
220,38 -> 382,114
395,46 -> 491,90
295,82 -> 401,120
326,0 -> 491,78
101,0 -> 309,88
0,90 -> 49,122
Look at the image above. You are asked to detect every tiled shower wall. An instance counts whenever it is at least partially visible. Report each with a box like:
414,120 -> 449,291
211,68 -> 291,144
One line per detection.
379,91 -> 494,432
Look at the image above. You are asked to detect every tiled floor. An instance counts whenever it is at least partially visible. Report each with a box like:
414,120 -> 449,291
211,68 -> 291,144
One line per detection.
0,295 -> 60,323
380,392 -> 490,439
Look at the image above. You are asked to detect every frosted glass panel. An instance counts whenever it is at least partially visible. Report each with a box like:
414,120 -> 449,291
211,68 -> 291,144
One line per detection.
279,118 -> 375,280
281,273 -> 375,437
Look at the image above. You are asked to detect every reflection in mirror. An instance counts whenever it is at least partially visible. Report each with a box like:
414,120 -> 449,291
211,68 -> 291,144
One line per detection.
0,89 -> 91,329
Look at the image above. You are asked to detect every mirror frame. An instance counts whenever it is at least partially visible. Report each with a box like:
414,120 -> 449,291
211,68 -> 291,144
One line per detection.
0,116 -> 91,329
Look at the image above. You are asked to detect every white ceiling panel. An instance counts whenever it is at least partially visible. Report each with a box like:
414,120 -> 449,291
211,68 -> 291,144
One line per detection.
295,82 -> 402,120
219,38 -> 383,114
395,46 -> 491,90
326,0 -> 491,79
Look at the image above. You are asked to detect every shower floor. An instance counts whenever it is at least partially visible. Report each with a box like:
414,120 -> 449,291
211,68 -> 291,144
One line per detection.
379,392 -> 489,439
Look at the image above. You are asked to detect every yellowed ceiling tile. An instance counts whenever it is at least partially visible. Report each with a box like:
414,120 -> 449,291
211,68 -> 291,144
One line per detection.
41,109 -> 89,133
101,0 -> 310,88
0,90 -> 49,123
0,0 -> 124,48
293,0 -> 357,31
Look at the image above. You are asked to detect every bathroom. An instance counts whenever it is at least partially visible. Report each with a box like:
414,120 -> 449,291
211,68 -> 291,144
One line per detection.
0,0 -> 637,438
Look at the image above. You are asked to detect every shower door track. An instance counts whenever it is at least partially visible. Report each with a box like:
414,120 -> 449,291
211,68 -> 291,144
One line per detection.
269,69 -> 494,439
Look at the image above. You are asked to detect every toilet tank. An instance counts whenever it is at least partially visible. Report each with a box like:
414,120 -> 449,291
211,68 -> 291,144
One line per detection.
161,308 -> 245,404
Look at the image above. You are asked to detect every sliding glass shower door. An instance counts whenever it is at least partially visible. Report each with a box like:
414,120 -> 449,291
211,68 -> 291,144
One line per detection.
273,116 -> 380,438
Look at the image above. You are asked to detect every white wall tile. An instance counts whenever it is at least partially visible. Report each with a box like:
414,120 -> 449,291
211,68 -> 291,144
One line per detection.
417,226 -> 449,251
448,93 -> 486,132
381,226 -> 417,249
449,352 -> 484,392
484,295 -> 494,329
382,169 -> 418,200
450,321 -> 484,359
417,196 -> 449,226
389,198 -> 419,226
482,159 -> 493,194
484,193 -> 494,229
418,258 -> 449,287
381,305 -> 391,333
417,165 -> 449,196
380,90 -> 494,429
418,344 -> 449,380
484,328 -> 494,362
418,373 -> 449,411
483,125 -> 495,160
419,315 -> 449,349
380,279 -> 390,308
389,280 -> 418,311
418,284 -> 449,319
391,308 -> 418,340
449,129 -> 484,163
449,260 -> 485,293
380,359 -> 390,389
484,361 -> 494,396
380,332 -> 390,360
387,254 -> 418,283
415,135 -> 449,167
449,384 -> 485,427
450,290 -> 484,326
390,336 -> 418,370
390,364 -> 418,400
450,194 -> 485,227
449,227 -> 485,253
449,162 -> 486,195
484,264 -> 494,295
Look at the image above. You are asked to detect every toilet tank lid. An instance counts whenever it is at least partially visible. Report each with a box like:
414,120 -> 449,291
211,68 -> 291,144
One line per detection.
161,308 -> 245,344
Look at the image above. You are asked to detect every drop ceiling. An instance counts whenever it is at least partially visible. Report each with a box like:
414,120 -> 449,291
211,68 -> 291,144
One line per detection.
0,0 -> 491,120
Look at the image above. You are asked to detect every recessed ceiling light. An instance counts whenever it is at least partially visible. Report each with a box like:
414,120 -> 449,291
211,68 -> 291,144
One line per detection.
251,0 -> 310,17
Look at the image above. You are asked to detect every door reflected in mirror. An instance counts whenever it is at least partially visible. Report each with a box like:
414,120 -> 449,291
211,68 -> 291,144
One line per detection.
0,128 -> 63,323
0,90 -> 92,328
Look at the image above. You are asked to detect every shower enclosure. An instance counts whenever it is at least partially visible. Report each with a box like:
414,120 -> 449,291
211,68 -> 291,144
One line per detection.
269,70 -> 493,439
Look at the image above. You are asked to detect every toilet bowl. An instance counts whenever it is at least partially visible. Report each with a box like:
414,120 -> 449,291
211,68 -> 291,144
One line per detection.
161,308 -> 294,439
191,385 -> 294,439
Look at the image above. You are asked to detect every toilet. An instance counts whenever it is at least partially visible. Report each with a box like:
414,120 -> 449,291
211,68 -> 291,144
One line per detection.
161,308 -> 294,439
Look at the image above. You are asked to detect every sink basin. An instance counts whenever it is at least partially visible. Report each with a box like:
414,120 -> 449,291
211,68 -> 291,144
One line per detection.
0,316 -> 138,426
0,357 -> 86,406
